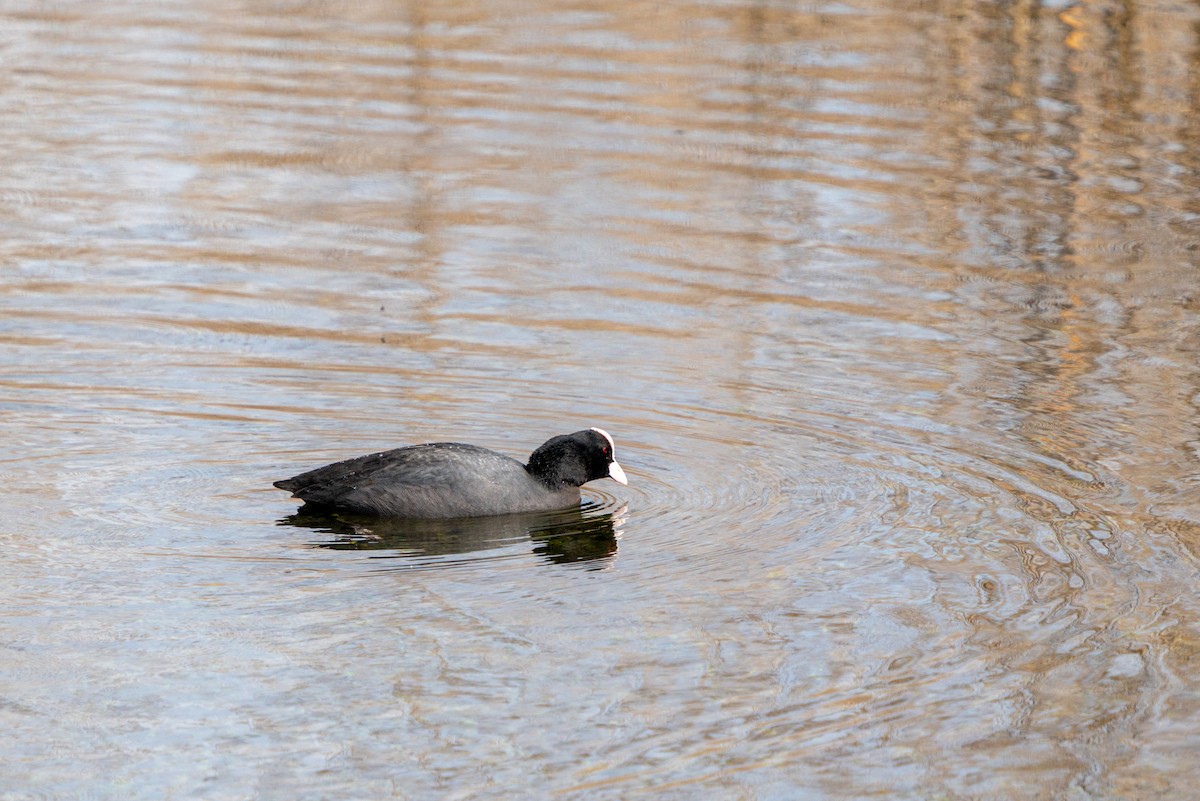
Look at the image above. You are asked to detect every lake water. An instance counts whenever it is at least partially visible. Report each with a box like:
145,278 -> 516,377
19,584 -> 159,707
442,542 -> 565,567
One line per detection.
3,1 -> 1199,798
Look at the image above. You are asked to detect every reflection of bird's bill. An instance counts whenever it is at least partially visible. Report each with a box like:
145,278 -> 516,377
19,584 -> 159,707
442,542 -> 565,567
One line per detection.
585,503 -> 626,573
609,503 -> 629,534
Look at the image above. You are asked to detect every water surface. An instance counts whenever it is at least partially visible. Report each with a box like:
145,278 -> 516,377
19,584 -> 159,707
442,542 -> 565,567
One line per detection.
3,1 -> 1200,798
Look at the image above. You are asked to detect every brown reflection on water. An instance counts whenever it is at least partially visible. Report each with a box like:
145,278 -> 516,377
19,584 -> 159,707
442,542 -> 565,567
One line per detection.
917,4 -> 1200,794
3,0 -> 1200,799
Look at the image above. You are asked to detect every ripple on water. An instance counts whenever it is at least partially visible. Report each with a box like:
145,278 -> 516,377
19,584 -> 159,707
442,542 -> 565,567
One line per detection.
14,317 -> 1118,630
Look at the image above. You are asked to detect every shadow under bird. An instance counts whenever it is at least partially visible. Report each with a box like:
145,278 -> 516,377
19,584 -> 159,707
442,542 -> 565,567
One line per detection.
274,427 -> 627,519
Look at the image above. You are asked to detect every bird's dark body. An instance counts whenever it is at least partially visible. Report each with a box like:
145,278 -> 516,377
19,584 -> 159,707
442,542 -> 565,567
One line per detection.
274,443 -> 580,518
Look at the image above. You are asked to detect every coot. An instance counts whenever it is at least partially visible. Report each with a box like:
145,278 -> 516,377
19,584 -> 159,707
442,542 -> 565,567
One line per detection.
274,427 -> 627,518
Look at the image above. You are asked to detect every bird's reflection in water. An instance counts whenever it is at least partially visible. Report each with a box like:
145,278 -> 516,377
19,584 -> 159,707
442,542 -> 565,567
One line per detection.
278,502 -> 624,569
